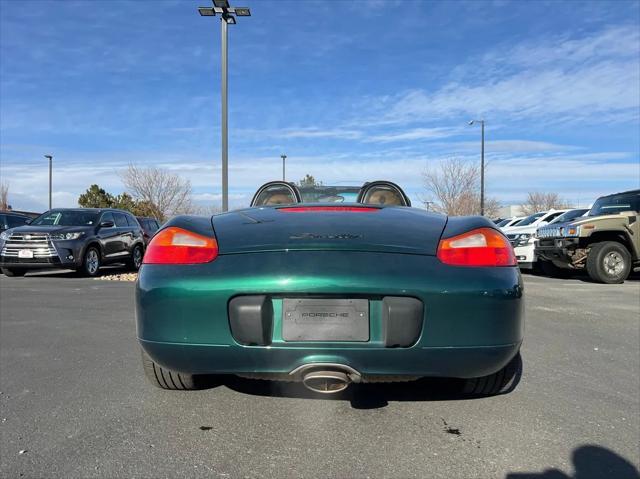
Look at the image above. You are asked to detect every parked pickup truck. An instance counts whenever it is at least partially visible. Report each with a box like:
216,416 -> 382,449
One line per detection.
535,189 -> 639,283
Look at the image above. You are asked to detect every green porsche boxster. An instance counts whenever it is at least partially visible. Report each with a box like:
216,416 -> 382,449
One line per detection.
136,181 -> 523,396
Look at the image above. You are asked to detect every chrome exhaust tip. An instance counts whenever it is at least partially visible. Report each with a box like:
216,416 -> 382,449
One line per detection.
302,370 -> 351,394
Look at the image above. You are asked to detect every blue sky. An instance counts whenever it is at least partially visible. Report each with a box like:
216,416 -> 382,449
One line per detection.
1,0 -> 639,212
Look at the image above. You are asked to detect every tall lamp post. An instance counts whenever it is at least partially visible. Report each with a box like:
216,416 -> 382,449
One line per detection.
281,154 -> 287,181
44,155 -> 53,209
198,0 -> 251,212
468,120 -> 485,216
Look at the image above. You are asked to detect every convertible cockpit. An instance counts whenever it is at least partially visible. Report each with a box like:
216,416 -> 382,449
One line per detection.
250,180 -> 411,207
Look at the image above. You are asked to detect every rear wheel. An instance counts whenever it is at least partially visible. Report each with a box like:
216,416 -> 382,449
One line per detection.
586,241 -> 631,284
128,244 -> 144,271
461,351 -> 522,396
539,259 -> 573,278
141,349 -> 200,390
1,268 -> 26,277
81,246 -> 101,277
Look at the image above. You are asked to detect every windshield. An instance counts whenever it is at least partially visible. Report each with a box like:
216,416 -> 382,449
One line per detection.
588,193 -> 640,216
515,212 -> 545,226
496,218 -> 511,227
298,186 -> 361,203
31,209 -> 98,226
549,209 -> 589,224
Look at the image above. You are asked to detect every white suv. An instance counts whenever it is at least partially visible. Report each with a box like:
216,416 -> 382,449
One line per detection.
502,210 -> 569,269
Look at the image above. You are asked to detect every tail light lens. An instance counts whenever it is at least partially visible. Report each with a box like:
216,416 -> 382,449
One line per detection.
142,227 -> 218,264
437,228 -> 516,267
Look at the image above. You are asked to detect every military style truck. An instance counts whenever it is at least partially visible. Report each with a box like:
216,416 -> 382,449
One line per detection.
535,189 -> 639,283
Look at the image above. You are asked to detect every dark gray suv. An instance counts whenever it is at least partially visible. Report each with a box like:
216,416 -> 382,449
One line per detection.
0,208 -> 145,277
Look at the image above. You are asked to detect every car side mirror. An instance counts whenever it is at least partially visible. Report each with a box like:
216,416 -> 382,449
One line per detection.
99,220 -> 115,228
538,221 -> 548,226
25,219 -> 32,224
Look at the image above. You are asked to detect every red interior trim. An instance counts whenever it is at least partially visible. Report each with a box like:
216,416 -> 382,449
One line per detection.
278,206 -> 380,213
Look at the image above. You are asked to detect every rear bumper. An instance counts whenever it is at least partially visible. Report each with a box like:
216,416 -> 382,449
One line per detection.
140,338 -> 522,379
136,250 -> 524,379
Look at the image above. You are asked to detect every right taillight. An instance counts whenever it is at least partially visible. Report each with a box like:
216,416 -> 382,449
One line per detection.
143,227 -> 218,264
437,227 -> 516,267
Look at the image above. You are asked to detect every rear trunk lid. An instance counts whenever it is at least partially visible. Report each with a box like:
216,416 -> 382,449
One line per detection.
212,206 -> 447,255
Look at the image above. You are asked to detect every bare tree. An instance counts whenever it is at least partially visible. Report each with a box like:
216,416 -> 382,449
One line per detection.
422,158 -> 500,217
0,181 -> 9,210
520,192 -> 571,216
119,164 -> 193,222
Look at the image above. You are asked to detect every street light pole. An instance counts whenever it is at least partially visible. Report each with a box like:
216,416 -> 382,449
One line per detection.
221,16 -> 228,212
468,120 -> 485,216
198,1 -> 251,213
281,154 -> 287,181
44,155 -> 53,209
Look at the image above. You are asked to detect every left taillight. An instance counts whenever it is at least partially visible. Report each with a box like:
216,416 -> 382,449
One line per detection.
437,227 -> 516,267
142,227 -> 219,265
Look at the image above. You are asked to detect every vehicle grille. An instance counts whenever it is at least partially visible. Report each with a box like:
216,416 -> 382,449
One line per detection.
1,232 -> 59,260
537,227 -> 561,239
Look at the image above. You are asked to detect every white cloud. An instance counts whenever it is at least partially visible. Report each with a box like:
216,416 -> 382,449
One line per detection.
376,26 -> 640,125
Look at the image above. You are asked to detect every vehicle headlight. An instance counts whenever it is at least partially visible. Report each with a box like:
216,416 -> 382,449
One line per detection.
563,226 -> 580,237
50,232 -> 84,240
0,231 -> 10,240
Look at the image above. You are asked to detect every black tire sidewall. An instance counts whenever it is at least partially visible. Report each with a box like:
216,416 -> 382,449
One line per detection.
587,242 -> 631,284
1,268 -> 26,277
130,245 -> 143,271
83,247 -> 101,277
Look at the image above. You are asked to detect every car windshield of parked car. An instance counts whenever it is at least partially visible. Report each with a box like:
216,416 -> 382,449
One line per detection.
516,212 -> 545,226
496,218 -> 511,227
588,193 -> 640,216
550,209 -> 588,224
299,186 -> 361,203
31,210 -> 98,226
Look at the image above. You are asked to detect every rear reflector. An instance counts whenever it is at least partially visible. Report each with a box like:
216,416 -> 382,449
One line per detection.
437,228 -> 516,267
279,206 -> 379,213
142,227 -> 218,264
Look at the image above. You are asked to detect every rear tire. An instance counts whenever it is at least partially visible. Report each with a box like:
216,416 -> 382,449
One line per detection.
1,268 -> 26,277
128,244 -> 144,271
81,246 -> 101,277
586,241 -> 631,284
461,351 -> 522,396
141,349 -> 199,390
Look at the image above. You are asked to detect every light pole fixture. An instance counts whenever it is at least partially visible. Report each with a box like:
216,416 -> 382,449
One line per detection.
198,0 -> 251,212
468,120 -> 485,216
44,155 -> 53,210
281,154 -> 287,181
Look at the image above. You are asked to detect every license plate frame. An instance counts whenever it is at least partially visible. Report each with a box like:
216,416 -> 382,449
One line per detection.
282,298 -> 369,342
18,249 -> 34,259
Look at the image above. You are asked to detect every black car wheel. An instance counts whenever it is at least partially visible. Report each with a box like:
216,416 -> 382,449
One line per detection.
1,268 -> 26,277
539,259 -> 573,279
586,241 -> 631,284
82,247 -> 101,277
461,351 -> 522,396
141,349 -> 200,390
128,244 -> 144,271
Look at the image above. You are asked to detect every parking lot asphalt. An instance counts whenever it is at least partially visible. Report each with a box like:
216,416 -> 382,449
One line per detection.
1,271 -> 639,479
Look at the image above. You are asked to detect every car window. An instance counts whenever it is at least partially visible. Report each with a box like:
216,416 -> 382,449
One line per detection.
544,211 -> 564,222
7,215 -> 28,227
114,212 -> 128,227
149,220 -> 159,232
125,214 -> 140,228
32,209 -> 98,226
0,214 -> 6,229
516,212 -> 545,226
588,192 -> 640,216
100,212 -> 115,225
